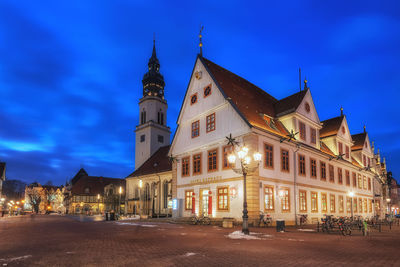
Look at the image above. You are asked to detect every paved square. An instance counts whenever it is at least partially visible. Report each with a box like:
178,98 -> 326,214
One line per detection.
0,215 -> 399,266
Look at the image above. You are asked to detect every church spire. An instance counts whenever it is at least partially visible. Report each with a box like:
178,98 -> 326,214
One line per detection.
142,39 -> 165,98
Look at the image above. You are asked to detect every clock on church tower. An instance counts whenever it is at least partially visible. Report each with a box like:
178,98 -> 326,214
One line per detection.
134,40 -> 171,169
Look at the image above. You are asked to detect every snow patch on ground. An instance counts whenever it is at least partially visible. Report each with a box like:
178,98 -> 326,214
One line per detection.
183,252 -> 197,257
227,231 -> 264,240
0,255 -> 32,264
288,238 -> 305,242
297,229 -> 315,232
115,222 -> 157,227
119,215 -> 140,221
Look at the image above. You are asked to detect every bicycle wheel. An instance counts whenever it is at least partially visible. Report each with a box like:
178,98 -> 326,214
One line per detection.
191,217 -> 197,225
203,217 -> 211,225
346,227 -> 352,236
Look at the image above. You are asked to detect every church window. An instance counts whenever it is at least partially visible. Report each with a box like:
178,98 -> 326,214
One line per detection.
193,154 -> 202,175
299,121 -> 306,141
208,149 -> 218,172
140,135 -> 145,142
182,157 -> 190,177
204,84 -> 212,97
140,111 -> 146,124
163,182 -> 168,209
190,93 -> 198,105
206,113 -> 215,132
191,120 -> 200,138
157,111 -> 164,125
310,128 -> 316,144
158,135 -> 164,143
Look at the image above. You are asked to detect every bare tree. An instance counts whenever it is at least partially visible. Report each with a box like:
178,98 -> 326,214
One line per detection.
26,186 -> 42,213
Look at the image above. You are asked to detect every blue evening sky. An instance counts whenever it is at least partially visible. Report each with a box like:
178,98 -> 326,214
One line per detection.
0,0 -> 399,185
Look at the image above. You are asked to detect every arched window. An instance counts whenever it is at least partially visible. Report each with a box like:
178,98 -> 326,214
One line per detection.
157,110 -> 164,125
163,182 -> 168,209
141,110 -> 146,124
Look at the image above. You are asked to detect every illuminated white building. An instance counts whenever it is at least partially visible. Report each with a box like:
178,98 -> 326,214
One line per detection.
169,55 -> 383,225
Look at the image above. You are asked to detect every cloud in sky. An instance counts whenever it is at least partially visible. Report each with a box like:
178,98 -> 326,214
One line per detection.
0,0 -> 399,185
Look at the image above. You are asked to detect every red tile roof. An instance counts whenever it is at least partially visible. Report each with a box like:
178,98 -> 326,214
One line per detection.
127,145 -> 172,178
71,176 -> 125,195
320,116 -> 343,138
351,133 -> 366,150
201,57 -> 307,137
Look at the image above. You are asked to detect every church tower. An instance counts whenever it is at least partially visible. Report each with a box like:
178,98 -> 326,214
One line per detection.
135,41 -> 170,169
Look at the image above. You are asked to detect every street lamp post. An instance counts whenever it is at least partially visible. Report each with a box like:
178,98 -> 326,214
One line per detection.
348,191 -> 354,219
227,137 -> 261,235
386,198 -> 391,215
119,186 -> 122,215
97,194 -> 100,215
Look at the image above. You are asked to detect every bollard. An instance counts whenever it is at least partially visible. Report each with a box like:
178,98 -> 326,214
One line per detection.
317,221 -> 320,232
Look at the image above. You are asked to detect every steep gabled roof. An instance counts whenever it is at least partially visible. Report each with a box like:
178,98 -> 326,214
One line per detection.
320,116 -> 344,138
71,176 -> 125,195
127,145 -> 172,178
351,133 -> 367,151
200,57 -> 289,137
71,168 -> 89,185
274,90 -> 308,117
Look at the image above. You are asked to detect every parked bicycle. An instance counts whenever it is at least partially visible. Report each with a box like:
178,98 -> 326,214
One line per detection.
338,217 -> 352,236
298,214 -> 308,226
259,211 -> 272,227
191,214 -> 211,225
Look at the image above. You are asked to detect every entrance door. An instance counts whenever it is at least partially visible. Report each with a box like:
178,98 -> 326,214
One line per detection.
201,189 -> 209,216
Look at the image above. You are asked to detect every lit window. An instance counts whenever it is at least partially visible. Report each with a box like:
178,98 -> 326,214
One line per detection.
264,186 -> 274,211
346,197 -> 351,213
185,190 -> 194,210
330,194 -> 335,213
358,174 -> 362,189
363,176 -> 367,190
264,143 -> 274,169
222,145 -> 233,169
359,198 -> 363,213
368,177 -> 371,191
218,187 -> 229,210
321,193 -> 327,212
339,195 -> 344,213
281,188 -> 290,212
206,113 -> 215,133
299,190 -> 307,212
207,149 -> 218,172
191,120 -> 200,138
311,192 -> 318,212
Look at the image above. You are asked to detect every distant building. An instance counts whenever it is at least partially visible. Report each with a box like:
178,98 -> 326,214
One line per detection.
65,168 -> 125,214
24,183 -> 65,214
125,42 -> 172,218
0,162 -> 5,199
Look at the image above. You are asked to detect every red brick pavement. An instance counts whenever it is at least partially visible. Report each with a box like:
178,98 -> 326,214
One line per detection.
0,215 -> 399,266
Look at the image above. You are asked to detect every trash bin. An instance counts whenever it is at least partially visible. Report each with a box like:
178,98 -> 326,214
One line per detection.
105,212 -> 109,221
110,212 -> 115,221
276,219 -> 285,232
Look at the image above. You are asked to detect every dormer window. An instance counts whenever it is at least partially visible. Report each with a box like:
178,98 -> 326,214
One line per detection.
305,102 -> 310,113
342,126 -> 345,134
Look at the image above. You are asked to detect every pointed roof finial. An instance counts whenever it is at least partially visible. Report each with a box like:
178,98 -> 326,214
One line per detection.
152,33 -> 156,58
340,106 -> 344,117
303,77 -> 309,90
199,25 -> 204,56
363,124 -> 366,133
